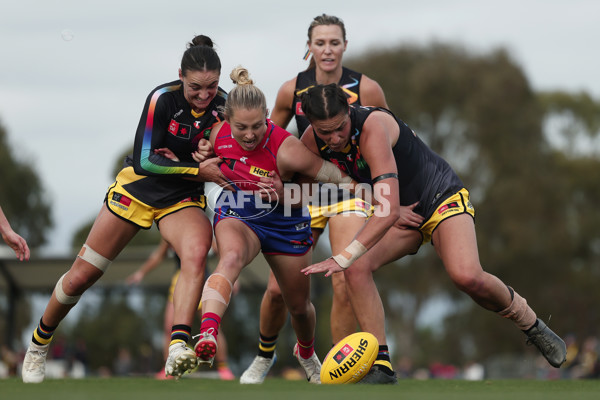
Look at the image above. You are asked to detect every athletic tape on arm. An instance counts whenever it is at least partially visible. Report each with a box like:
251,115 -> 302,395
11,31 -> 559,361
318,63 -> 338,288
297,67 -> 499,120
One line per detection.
316,161 -> 353,184
54,273 -> 81,305
332,240 -> 368,269
201,273 -> 233,305
77,244 -> 111,272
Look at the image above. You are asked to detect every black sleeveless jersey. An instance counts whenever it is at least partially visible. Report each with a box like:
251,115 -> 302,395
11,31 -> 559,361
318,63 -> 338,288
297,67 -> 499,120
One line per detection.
120,80 -> 227,208
293,67 -> 363,135
314,106 -> 464,219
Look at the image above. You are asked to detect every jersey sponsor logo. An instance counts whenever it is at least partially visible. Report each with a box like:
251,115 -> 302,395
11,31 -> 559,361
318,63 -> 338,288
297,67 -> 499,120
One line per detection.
110,192 -> 131,211
250,166 -> 270,178
437,201 -> 460,215
168,119 -> 191,139
217,144 -> 233,149
295,102 -> 305,116
225,208 -> 240,218
173,109 -> 183,118
168,120 -> 179,135
194,120 -> 202,129
240,157 -> 248,164
112,192 -> 131,206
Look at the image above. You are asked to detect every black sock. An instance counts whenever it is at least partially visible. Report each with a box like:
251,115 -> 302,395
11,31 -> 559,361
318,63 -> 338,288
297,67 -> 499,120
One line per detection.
258,333 -> 278,359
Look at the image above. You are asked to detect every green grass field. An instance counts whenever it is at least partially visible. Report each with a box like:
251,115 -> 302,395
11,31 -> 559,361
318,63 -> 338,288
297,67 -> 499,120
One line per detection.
1,378 -> 599,400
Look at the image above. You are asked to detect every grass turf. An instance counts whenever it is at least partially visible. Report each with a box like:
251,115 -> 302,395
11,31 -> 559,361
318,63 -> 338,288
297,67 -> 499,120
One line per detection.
2,377 -> 599,400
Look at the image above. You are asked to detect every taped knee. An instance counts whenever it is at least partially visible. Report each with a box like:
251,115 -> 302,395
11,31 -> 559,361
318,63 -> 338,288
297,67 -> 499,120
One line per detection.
498,288 -> 537,330
77,244 -> 111,272
201,273 -> 233,306
55,273 -> 81,305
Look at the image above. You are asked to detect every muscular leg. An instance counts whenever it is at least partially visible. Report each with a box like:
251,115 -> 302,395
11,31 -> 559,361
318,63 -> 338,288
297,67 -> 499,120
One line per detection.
23,205 -> 140,383
258,271 -> 288,337
433,214 -> 566,368
41,205 -> 140,327
203,218 -> 261,317
160,207 -> 213,328
327,214 -> 366,343
162,300 -> 175,360
266,251 -> 315,344
432,214 -> 512,311
343,227 -> 421,346
257,227 -> 325,339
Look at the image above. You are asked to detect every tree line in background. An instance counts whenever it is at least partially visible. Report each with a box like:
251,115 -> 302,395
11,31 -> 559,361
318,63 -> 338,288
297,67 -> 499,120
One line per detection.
1,41 -> 599,377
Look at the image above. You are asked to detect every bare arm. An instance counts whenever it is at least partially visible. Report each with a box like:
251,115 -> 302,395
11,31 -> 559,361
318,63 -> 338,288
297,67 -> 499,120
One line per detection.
301,112 -> 402,276
270,78 -> 297,129
347,112 -> 401,249
359,75 -> 389,109
276,135 -> 351,184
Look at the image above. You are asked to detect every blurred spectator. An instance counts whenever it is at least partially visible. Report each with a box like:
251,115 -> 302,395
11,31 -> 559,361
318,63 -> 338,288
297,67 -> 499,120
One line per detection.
463,361 -> 484,381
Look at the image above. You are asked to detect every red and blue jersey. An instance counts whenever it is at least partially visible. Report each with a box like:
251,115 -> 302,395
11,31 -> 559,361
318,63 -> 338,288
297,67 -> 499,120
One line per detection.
212,120 -> 312,255
214,120 -> 291,192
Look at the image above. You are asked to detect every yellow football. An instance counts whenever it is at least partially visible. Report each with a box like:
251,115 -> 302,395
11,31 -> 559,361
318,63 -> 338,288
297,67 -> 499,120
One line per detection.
320,332 -> 379,384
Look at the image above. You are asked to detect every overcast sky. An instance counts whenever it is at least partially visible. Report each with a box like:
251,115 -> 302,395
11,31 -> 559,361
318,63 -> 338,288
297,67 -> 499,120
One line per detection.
1,0 -> 598,255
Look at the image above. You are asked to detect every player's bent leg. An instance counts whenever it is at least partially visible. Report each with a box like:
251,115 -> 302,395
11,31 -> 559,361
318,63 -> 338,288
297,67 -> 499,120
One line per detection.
260,271 -> 288,338
23,207 -> 139,383
330,272 -> 357,343
434,214 -> 566,368
344,228 -> 419,384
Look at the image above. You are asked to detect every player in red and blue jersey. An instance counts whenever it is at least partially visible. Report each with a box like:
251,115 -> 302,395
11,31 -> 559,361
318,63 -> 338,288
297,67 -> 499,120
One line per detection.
192,66 -> 354,384
22,35 -> 228,383
241,14 -> 391,385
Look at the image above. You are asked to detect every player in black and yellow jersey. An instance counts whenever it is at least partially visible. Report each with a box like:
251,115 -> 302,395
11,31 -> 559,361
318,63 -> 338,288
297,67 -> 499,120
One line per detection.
22,35 -> 228,383
300,83 -> 567,379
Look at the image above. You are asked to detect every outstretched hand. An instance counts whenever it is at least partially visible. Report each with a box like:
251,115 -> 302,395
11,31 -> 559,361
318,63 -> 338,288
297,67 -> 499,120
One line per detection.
301,257 -> 344,277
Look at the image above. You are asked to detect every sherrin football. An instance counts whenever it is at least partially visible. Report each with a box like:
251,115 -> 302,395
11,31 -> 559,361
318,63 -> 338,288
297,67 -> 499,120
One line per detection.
320,331 -> 379,384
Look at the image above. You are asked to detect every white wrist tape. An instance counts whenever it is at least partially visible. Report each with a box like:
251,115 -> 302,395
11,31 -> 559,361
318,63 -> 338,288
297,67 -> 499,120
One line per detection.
332,240 -> 367,269
316,161 -> 353,184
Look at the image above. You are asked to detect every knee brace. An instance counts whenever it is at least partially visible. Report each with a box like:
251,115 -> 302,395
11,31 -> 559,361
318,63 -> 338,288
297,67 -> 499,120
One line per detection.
201,273 -> 233,306
54,273 -> 81,305
77,244 -> 111,272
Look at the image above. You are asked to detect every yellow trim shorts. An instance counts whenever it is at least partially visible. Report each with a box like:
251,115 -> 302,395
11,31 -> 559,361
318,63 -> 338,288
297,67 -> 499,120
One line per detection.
105,181 -> 206,229
419,188 -> 475,244
308,198 -> 373,230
